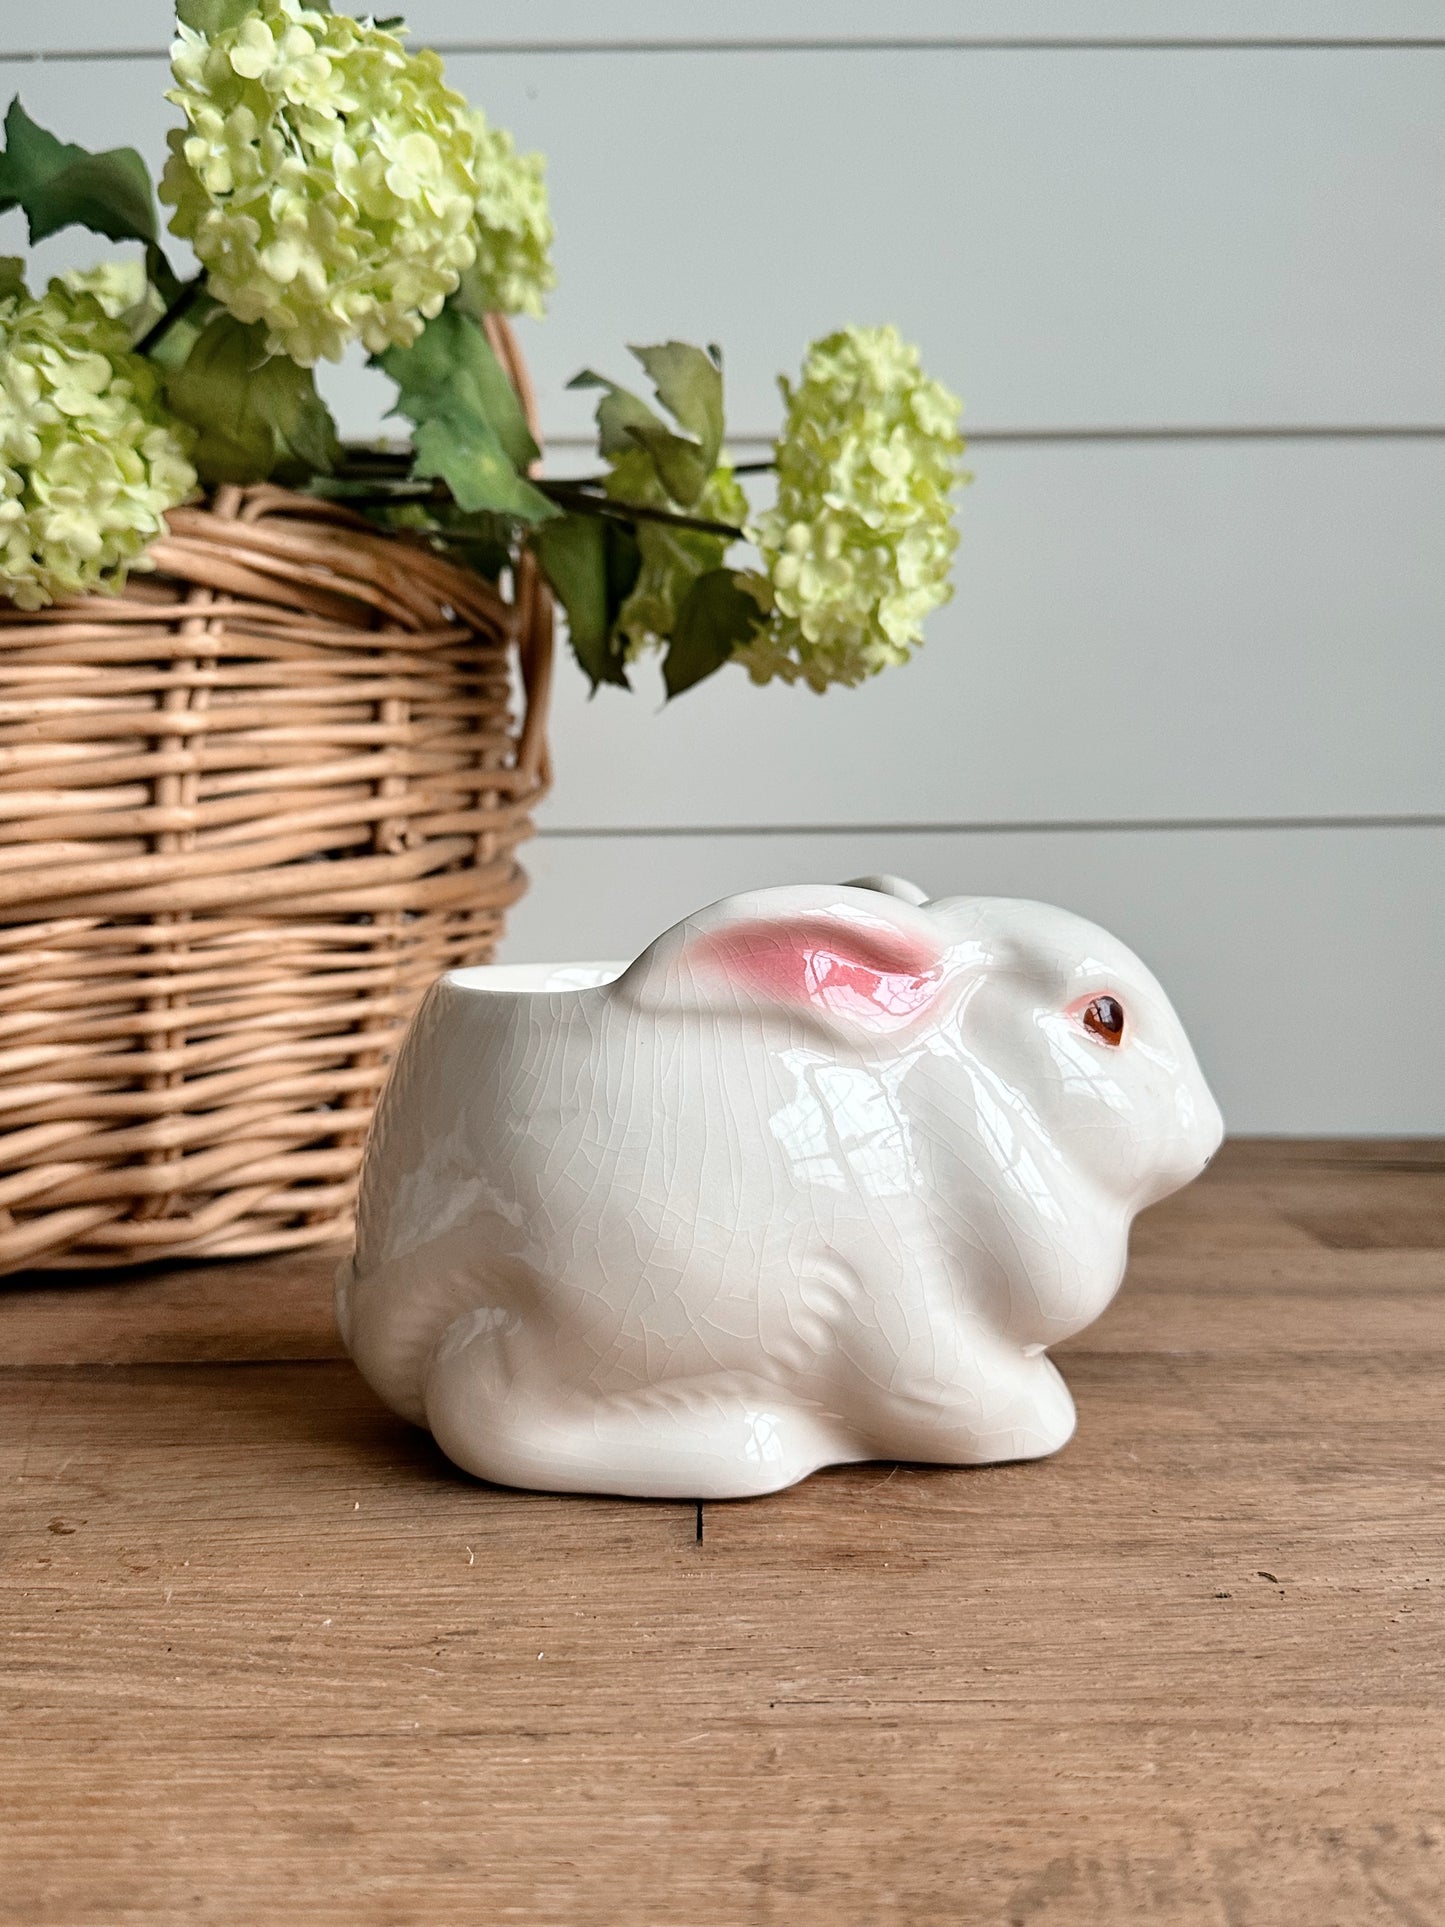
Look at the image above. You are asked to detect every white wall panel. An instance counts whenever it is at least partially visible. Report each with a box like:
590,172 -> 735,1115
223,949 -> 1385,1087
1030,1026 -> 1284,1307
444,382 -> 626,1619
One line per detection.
536,438 -> 1445,831
504,823 -> 1445,1135
10,4 -> 1444,57
1,48 -> 1441,432
399,2 -> 1445,46
452,46 -> 1445,437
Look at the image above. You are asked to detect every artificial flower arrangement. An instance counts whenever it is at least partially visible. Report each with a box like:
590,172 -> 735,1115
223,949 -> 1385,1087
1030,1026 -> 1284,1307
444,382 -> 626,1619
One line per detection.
0,0 -> 968,698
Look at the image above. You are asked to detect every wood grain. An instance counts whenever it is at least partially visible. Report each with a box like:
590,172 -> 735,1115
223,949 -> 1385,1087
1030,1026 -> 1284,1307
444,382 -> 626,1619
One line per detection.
1,1139 -> 1441,1925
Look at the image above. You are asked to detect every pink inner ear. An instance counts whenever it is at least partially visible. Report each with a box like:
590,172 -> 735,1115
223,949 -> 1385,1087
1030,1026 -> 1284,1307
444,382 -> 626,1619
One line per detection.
694,916 -> 944,1030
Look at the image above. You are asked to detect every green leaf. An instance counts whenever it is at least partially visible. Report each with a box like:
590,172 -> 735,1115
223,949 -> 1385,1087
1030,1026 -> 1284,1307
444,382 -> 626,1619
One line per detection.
379,307 -> 554,523
662,569 -> 760,699
0,256 -> 26,302
568,368 -> 709,508
463,318 -> 539,473
145,242 -> 183,307
567,370 -> 667,462
429,502 -> 516,575
629,341 -> 724,472
446,261 -> 492,332
568,342 -> 727,507
143,290 -> 214,373
430,524 -> 512,584
602,516 -> 643,624
175,0 -> 255,31
165,312 -> 341,485
410,418 -> 556,521
269,374 -> 342,479
0,98 -> 158,247
531,514 -> 632,689
348,499 -> 514,584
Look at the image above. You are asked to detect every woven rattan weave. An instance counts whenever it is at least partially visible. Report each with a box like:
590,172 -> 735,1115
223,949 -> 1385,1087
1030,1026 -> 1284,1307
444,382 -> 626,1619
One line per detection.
0,318 -> 552,1272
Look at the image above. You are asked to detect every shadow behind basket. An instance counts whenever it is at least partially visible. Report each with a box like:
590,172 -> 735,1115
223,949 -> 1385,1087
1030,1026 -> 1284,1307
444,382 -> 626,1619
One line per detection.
0,323 -> 553,1272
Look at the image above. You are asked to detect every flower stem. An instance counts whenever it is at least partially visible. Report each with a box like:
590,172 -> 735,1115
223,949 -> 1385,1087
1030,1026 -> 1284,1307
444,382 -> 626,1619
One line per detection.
540,481 -> 745,540
324,456 -> 751,539
552,459 -> 775,488
134,273 -> 208,357
334,448 -> 415,473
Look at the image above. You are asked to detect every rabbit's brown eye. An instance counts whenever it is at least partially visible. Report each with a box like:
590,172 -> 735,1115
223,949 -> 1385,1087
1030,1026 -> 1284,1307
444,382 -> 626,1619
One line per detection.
1082,995 -> 1125,1044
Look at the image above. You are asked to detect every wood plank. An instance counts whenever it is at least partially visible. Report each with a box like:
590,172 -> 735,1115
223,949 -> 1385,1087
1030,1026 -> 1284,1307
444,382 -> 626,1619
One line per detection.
0,1245 -> 346,1367
1,1366 -> 1441,1913
0,1141 -> 1441,1922
507,824 -> 1445,1136
1092,1138 -> 1445,1351
2,48 -> 1442,433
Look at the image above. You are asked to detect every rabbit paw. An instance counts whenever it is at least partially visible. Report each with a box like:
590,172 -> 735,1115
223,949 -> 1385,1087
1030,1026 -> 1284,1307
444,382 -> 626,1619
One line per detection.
424,1316 -> 856,1498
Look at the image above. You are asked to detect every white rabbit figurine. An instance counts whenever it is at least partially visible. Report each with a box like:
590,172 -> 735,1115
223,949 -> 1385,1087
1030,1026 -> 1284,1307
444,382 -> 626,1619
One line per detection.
338,879 -> 1223,1499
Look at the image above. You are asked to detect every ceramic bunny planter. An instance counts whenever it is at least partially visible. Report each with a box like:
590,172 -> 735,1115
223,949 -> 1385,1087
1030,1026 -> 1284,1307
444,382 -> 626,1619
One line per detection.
338,878 -> 1223,1499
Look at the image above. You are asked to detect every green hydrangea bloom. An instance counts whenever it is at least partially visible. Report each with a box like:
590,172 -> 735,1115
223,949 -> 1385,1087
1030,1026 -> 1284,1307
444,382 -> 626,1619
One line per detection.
162,2 -> 552,363
466,113 -> 555,320
603,448 -> 748,659
0,276 -> 197,611
735,324 -> 966,692
57,260 -> 165,336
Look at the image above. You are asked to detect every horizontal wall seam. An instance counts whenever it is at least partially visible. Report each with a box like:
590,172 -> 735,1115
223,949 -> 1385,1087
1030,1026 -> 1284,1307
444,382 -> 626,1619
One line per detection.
7,40 -> 1445,61
536,814 -> 1445,840
950,425 -> 1445,444
544,426 -> 1445,452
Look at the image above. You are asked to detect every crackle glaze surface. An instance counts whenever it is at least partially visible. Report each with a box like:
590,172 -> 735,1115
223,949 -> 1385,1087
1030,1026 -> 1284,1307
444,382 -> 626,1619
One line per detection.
338,879 -> 1223,1499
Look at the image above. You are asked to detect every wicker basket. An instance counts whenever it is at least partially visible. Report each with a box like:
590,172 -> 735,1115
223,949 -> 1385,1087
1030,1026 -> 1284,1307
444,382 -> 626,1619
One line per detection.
0,317 -> 553,1273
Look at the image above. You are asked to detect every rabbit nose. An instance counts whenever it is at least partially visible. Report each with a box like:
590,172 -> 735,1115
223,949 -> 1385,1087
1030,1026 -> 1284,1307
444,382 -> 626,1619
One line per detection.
1184,1089 -> 1225,1176
1200,1089 -> 1226,1158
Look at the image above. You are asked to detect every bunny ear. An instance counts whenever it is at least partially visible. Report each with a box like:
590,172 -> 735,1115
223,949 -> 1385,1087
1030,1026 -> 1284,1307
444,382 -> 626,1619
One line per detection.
613,885 -> 951,1037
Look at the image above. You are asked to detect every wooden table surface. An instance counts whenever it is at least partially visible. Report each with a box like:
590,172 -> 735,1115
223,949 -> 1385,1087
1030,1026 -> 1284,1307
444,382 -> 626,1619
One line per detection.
2,1140 -> 1441,1926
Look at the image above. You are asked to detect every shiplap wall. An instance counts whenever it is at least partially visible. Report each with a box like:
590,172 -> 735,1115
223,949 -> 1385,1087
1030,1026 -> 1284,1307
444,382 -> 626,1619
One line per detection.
2,5 -> 1441,1131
